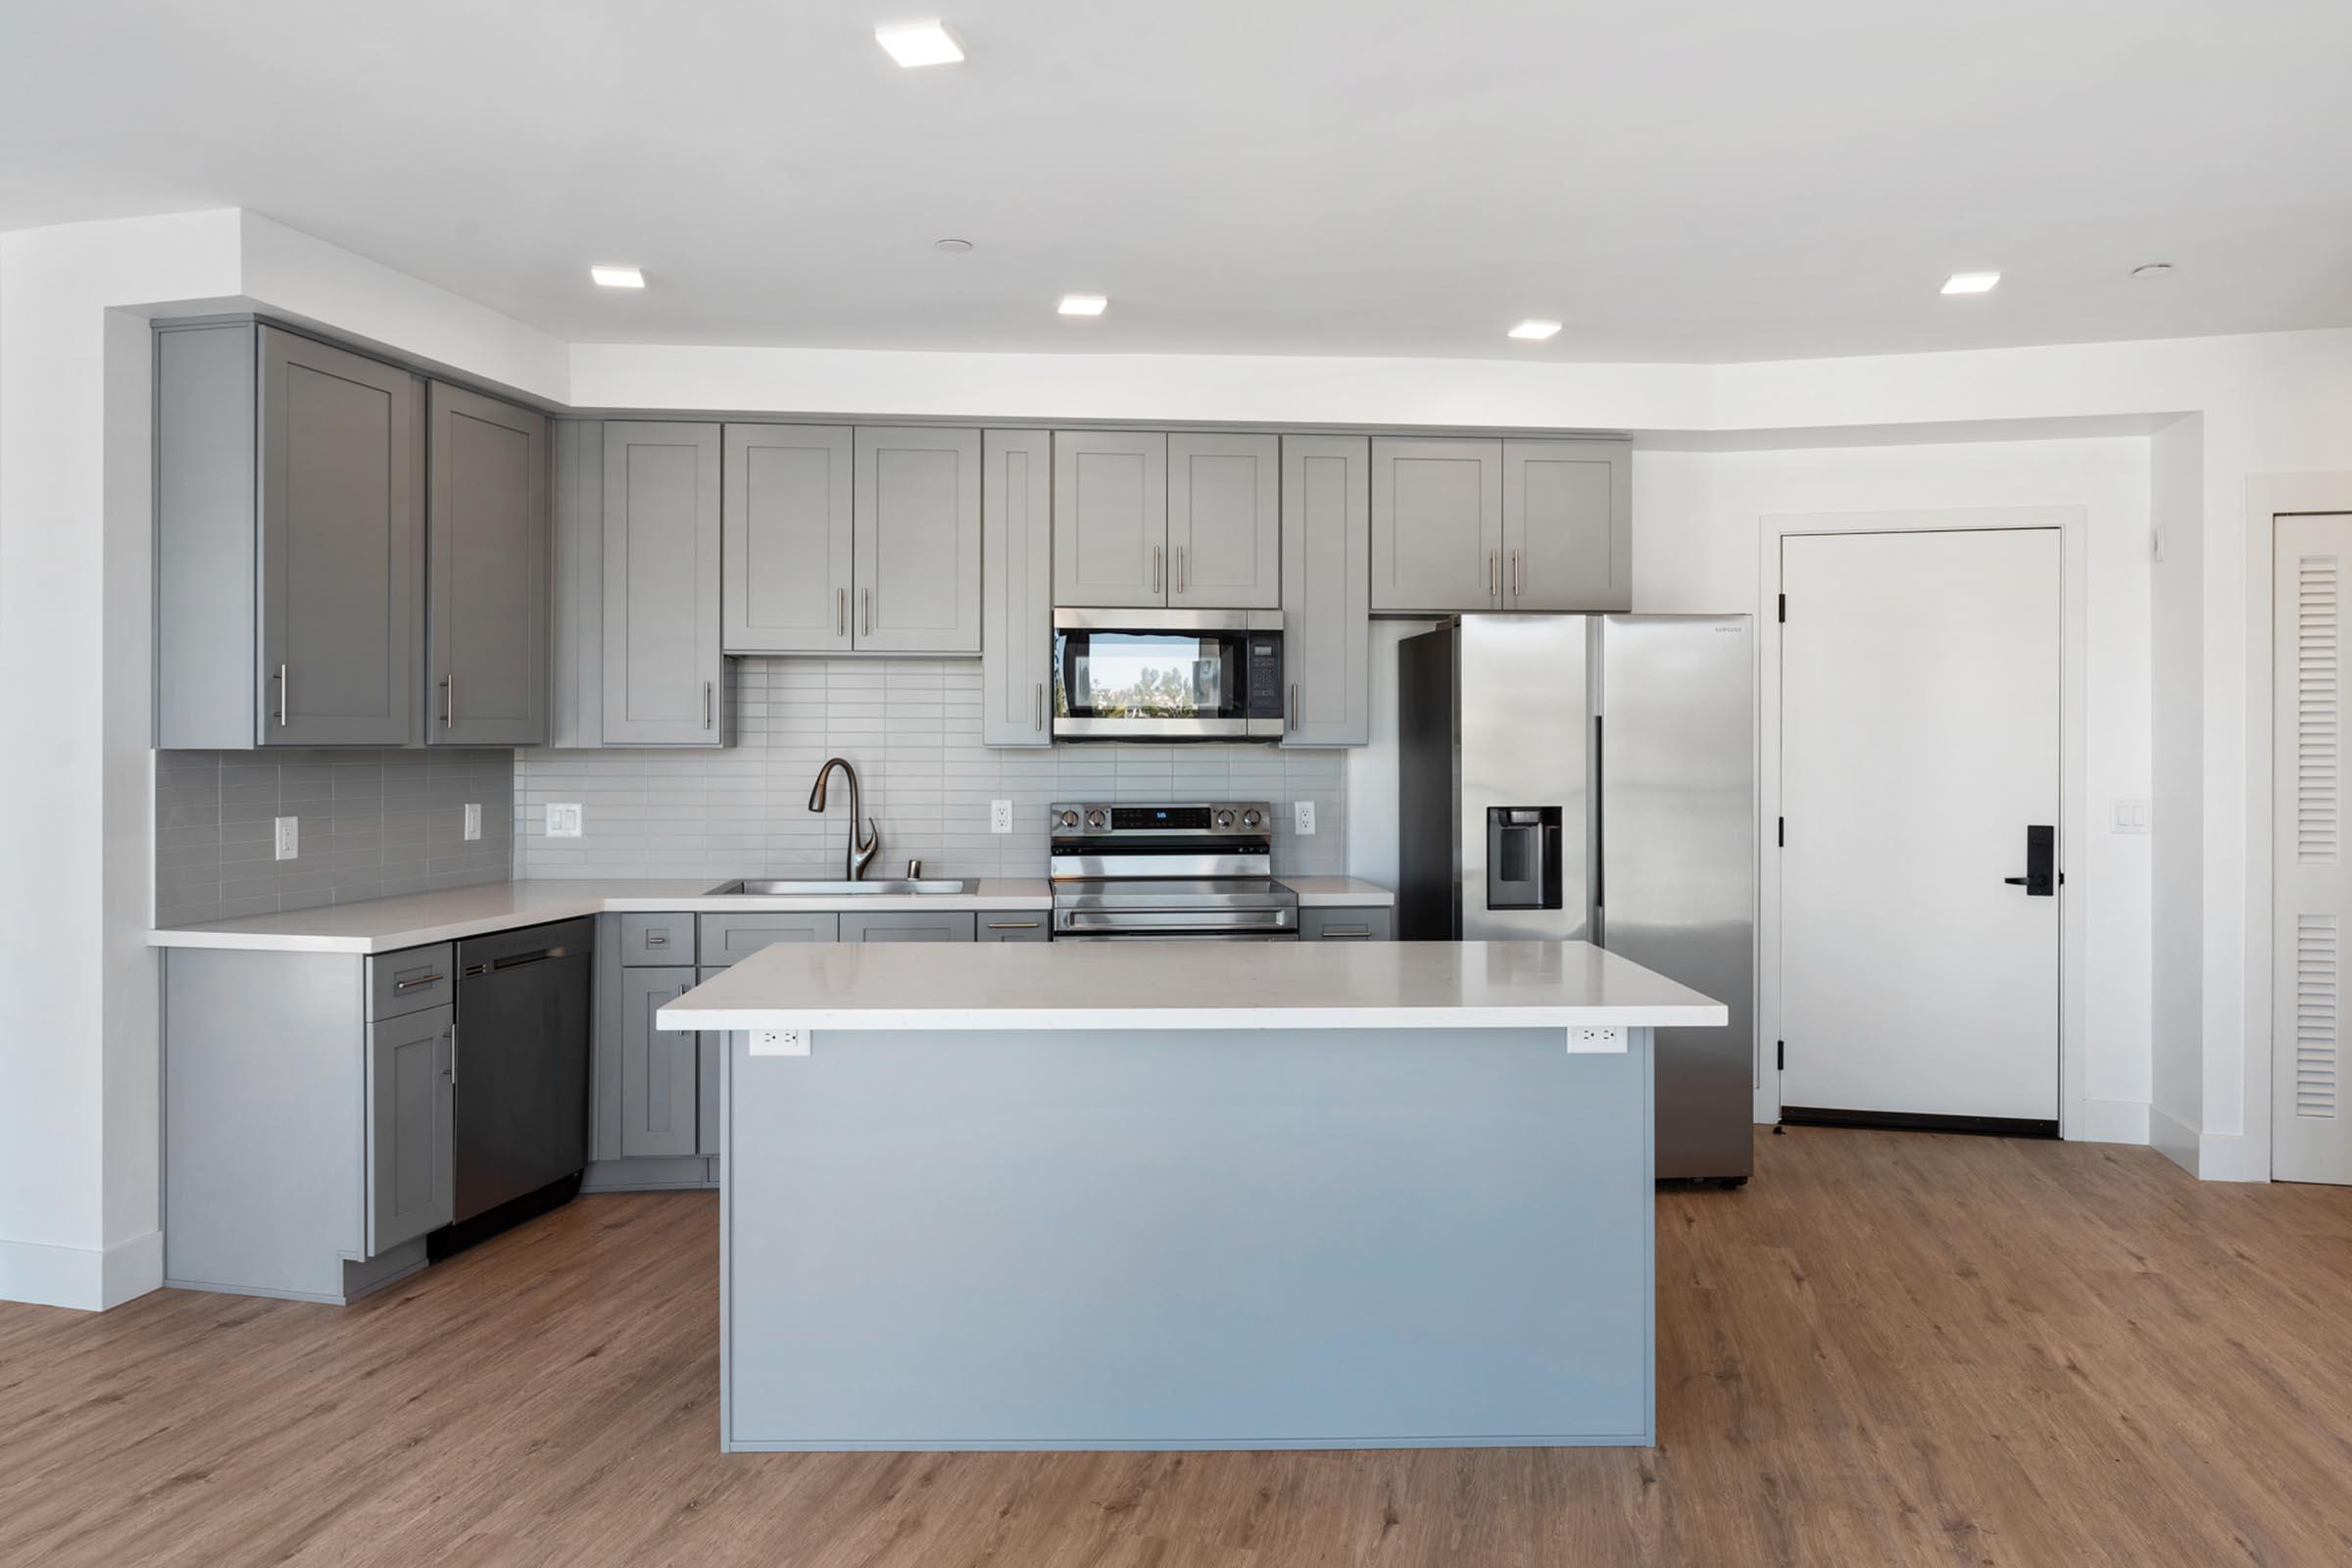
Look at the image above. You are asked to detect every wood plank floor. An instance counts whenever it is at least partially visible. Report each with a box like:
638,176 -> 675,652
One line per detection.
5,1126 -> 2351,1567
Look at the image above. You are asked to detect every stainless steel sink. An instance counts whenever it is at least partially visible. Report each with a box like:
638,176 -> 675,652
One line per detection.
707,878 -> 971,897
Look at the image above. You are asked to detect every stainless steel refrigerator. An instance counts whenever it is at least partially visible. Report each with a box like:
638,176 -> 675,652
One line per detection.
1397,614 -> 1756,1182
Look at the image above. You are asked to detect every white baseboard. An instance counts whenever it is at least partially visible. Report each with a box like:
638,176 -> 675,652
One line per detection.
0,1228 -> 164,1311
2195,1129 -> 2269,1183
2148,1104 -> 2200,1175
2073,1098 -> 2150,1146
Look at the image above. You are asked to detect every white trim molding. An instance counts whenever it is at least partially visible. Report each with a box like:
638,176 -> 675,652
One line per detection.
0,1228 -> 162,1312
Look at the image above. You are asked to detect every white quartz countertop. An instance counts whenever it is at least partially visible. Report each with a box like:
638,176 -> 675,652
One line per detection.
146,875 -> 1391,954
659,938 -> 1723,1038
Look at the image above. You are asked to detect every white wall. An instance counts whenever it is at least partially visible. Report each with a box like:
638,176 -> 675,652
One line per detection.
2149,416 -> 2205,1165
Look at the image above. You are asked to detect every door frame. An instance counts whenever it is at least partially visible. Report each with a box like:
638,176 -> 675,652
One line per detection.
2243,474 -> 2352,1183
1757,508 -> 2089,1137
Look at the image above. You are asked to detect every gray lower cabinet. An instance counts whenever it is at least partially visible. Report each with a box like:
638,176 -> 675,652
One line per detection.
427,382 -> 549,745
619,965 -> 700,1158
155,321 -> 425,748
1299,906 -> 1395,941
603,421 -> 727,745
977,911 -> 1050,942
368,1004 -> 456,1253
1500,438 -> 1632,612
1168,433 -> 1281,611
981,429 -> 1054,746
855,426 -> 982,653
1054,430 -> 1168,608
698,911 -> 841,965
722,423 -> 852,654
1280,436 -> 1372,746
1370,437 -> 1504,613
841,909 -> 978,943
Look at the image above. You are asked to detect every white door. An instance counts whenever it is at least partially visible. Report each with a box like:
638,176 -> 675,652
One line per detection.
1780,528 -> 2061,1125
2275,514 -> 2352,1183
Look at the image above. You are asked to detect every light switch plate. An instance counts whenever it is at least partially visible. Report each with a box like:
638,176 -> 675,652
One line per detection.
1294,800 -> 1316,835
463,803 -> 482,841
990,799 -> 1014,834
273,815 -> 298,861
750,1028 -> 808,1057
2110,798 -> 2151,834
545,803 -> 584,838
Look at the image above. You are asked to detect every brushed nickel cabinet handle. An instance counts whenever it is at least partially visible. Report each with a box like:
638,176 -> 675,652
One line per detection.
1176,545 -> 1186,594
837,587 -> 846,634
986,920 -> 1040,930
1034,682 -> 1044,731
1289,682 -> 1298,733
703,680 -> 713,730
862,588 -> 871,636
448,1021 -> 459,1087
1489,549 -> 1500,600
442,675 -> 454,729
276,663 -> 289,726
393,972 -> 445,992
1152,545 -> 1162,595
1510,549 -> 1522,599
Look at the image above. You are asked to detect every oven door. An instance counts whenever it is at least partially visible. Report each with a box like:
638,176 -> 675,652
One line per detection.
1053,907 -> 1298,940
1052,610 -> 1279,740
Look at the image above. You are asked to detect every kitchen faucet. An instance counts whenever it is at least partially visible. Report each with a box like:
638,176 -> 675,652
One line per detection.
807,758 -> 880,881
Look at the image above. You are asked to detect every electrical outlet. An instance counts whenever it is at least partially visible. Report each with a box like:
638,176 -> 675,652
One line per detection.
273,815 -> 299,861
2111,798 -> 2151,834
990,799 -> 1014,834
545,803 -> 584,838
1294,800 -> 1316,835
750,1028 -> 808,1057
463,803 -> 482,842
1568,1025 -> 1625,1051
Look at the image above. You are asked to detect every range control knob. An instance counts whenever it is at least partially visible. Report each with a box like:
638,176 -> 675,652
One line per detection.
1086,808 -> 1108,830
1057,809 -> 1081,830
1213,808 -> 1236,829
1240,808 -> 1263,830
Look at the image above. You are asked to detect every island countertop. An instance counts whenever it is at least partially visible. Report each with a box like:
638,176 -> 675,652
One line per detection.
660,938 -> 1724,1038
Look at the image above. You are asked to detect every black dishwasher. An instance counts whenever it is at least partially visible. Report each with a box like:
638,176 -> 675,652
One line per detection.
431,916 -> 593,1257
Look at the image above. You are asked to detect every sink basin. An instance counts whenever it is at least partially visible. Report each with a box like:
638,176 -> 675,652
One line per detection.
708,879 -> 972,897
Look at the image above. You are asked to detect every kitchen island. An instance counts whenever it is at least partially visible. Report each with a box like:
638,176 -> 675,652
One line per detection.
662,938 -> 1725,1452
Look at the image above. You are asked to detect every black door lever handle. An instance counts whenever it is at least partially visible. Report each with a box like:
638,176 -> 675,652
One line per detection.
2003,876 -> 2030,886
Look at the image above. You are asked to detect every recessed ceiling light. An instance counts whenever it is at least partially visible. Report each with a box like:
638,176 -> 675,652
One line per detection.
590,266 -> 645,289
876,21 -> 963,67
2132,262 -> 2174,279
934,237 -> 975,253
1507,319 -> 1562,341
1058,294 -> 1107,317
1940,270 -> 2001,295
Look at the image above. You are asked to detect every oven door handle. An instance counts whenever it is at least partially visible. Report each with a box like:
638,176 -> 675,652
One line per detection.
1056,908 -> 1295,934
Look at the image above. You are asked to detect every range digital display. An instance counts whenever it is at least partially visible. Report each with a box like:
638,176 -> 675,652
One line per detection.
1112,807 -> 1212,831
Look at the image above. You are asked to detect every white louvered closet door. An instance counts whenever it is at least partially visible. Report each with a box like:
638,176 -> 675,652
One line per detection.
2276,515 -> 2352,1183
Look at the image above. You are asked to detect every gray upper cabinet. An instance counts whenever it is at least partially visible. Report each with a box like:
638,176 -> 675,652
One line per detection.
603,422 -> 726,745
722,424 -> 852,654
427,383 -> 548,745
1054,431 -> 1167,608
367,1003 -> 454,1255
981,429 -> 1054,746
854,426 -> 982,653
1500,438 -> 1632,612
1370,437 -> 1503,613
619,966 -> 699,1159
1167,433 -> 1281,610
1280,436 -> 1372,747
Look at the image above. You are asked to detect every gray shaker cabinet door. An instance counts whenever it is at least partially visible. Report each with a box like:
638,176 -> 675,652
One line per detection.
258,325 -> 423,747
981,429 -> 1054,746
1280,436 -> 1372,747
1500,438 -> 1632,612
1370,437 -> 1503,613
853,426 -> 982,653
1167,433 -> 1280,610
1053,431 -> 1168,608
603,422 -> 724,745
723,424 -> 852,654
620,966 -> 699,1159
427,383 -> 548,745
840,910 -> 977,943
367,1004 -> 454,1255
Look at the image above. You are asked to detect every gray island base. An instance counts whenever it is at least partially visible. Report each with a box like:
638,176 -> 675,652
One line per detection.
662,940 -> 1726,1452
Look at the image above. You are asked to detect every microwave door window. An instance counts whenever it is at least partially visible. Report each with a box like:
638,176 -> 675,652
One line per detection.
1067,633 -> 1238,717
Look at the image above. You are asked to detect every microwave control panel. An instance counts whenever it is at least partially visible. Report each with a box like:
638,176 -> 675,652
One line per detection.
1246,637 -> 1285,718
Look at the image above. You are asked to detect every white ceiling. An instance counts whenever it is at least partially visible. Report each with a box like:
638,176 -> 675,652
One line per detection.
6,0 -> 2351,364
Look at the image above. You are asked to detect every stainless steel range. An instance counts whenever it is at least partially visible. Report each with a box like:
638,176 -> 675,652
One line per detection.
1048,802 -> 1299,940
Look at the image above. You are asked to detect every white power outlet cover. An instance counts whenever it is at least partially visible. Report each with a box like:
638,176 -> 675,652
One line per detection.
750,1028 -> 808,1057
1294,800 -> 1316,835
463,803 -> 482,841
546,803 -> 583,838
1568,1025 -> 1625,1051
990,799 -> 1014,834
273,815 -> 299,861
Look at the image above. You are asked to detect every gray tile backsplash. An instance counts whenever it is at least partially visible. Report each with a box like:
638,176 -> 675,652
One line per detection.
512,658 -> 1348,881
156,748 -> 515,926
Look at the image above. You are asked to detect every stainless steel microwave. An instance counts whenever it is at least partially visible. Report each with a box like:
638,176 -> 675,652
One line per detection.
1052,609 -> 1286,741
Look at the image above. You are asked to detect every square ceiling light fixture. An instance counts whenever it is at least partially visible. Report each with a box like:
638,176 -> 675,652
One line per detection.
1057,294 -> 1108,317
590,266 -> 645,288
1940,270 -> 2001,295
1507,319 -> 1562,341
876,21 -> 964,67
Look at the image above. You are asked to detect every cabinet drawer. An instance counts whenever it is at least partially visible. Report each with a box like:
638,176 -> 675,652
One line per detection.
698,911 -> 842,966
976,912 -> 1050,942
840,910 -> 977,943
1299,907 -> 1394,941
368,943 -> 455,1020
619,913 -> 695,965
